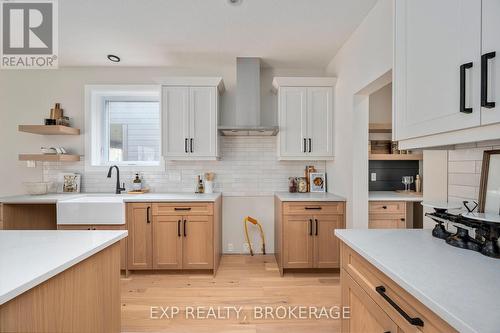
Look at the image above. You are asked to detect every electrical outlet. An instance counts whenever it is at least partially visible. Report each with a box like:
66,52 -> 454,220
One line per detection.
227,243 -> 234,252
243,243 -> 252,253
371,172 -> 377,181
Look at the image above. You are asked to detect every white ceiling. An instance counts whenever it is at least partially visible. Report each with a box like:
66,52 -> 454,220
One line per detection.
59,0 -> 377,69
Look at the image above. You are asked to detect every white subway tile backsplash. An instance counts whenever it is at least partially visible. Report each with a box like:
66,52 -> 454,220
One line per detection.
448,173 -> 480,187
43,137 -> 326,196
448,161 -> 476,173
476,139 -> 500,147
448,185 -> 477,200
448,147 -> 491,161
446,140 -> 495,203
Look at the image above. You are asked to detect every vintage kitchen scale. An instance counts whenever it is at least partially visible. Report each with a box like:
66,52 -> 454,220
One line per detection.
424,201 -> 500,258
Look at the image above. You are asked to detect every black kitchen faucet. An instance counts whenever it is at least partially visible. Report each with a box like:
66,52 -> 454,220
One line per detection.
107,165 -> 126,194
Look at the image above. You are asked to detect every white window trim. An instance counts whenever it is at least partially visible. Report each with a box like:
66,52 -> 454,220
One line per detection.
84,85 -> 164,171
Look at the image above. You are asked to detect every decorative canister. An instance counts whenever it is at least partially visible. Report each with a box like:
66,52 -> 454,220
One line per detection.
288,177 -> 297,193
297,177 -> 308,193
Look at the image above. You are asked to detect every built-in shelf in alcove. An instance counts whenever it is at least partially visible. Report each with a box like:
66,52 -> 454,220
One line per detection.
369,153 -> 423,161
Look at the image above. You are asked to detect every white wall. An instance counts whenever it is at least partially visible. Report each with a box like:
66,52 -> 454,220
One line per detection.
325,0 -> 393,228
369,83 -> 392,124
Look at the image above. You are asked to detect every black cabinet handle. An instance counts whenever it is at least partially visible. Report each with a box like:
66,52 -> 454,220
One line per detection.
305,207 -> 322,210
146,206 -> 151,223
315,219 -> 318,236
376,286 -> 424,327
303,138 -> 307,153
183,219 -> 187,237
174,207 -> 192,211
185,138 -> 188,153
400,218 -> 405,222
190,138 -> 194,153
481,52 -> 496,109
309,219 -> 313,236
308,138 -> 312,153
177,220 -> 181,237
460,62 -> 473,114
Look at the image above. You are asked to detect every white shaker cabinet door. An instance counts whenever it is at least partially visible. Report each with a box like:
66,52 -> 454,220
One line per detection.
306,87 -> 333,157
189,87 -> 218,157
279,87 -> 307,158
162,86 -> 190,158
481,0 -> 500,125
394,0 -> 481,140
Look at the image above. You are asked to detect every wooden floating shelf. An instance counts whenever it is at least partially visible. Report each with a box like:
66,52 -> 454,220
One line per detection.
369,123 -> 392,133
18,154 -> 81,162
369,153 -> 423,161
18,125 -> 80,135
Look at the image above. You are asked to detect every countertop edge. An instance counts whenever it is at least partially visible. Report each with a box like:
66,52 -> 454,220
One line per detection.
0,193 -> 222,204
274,192 -> 347,202
368,191 -> 423,202
335,230 -> 475,333
0,230 -> 128,305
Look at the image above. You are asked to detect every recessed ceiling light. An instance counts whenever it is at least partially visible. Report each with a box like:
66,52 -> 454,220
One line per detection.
228,0 -> 242,5
107,54 -> 120,63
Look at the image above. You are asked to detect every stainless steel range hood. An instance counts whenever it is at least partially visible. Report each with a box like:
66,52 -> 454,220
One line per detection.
218,58 -> 279,136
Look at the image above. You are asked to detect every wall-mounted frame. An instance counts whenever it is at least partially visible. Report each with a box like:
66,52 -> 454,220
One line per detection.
478,150 -> 500,214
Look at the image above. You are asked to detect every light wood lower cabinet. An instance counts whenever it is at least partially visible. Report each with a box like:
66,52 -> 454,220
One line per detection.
127,199 -> 221,273
275,198 -> 346,276
182,215 -> 214,269
127,203 -> 153,270
340,242 -> 456,333
58,224 -> 127,271
369,201 -> 413,229
283,215 -> 315,268
153,215 -> 183,269
314,214 -> 343,268
341,269 -> 399,333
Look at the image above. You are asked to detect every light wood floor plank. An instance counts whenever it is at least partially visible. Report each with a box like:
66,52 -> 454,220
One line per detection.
121,255 -> 341,333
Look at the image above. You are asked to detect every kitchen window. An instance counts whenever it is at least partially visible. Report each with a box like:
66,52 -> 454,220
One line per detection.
85,85 -> 162,169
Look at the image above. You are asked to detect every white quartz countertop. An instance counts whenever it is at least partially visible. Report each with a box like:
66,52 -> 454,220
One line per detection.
335,229 -> 500,333
0,192 -> 221,204
275,192 -> 346,202
0,230 -> 127,305
369,191 -> 423,202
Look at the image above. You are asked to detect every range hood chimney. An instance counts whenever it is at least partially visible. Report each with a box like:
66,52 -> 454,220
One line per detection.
218,58 -> 279,136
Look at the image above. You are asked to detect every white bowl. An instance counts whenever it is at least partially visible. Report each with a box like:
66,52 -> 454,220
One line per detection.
24,182 -> 49,195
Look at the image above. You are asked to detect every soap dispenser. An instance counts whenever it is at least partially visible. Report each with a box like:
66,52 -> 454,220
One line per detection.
132,173 -> 142,191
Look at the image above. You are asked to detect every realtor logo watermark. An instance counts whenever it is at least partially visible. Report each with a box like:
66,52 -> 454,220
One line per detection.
0,0 -> 58,69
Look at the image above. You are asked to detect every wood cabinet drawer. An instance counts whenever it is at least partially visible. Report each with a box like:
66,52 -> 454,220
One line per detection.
152,203 -> 213,216
341,243 -> 456,333
369,214 -> 406,229
369,201 -> 406,214
283,202 -> 344,215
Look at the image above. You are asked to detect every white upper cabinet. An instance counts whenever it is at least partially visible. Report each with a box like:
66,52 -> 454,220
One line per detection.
394,0 -> 500,149
161,78 -> 224,160
278,87 -> 307,158
273,77 -> 336,160
481,0 -> 500,125
163,86 -> 190,158
394,0 -> 482,141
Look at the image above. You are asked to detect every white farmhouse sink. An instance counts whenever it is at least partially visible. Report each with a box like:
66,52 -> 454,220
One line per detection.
57,196 -> 125,225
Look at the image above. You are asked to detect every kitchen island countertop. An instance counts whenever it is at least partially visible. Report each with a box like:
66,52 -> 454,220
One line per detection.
335,229 -> 500,333
0,230 -> 127,305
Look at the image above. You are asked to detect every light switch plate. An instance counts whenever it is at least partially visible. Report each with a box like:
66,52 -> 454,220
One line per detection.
371,172 -> 377,181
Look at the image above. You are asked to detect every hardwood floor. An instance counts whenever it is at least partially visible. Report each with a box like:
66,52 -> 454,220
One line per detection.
121,255 -> 341,333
